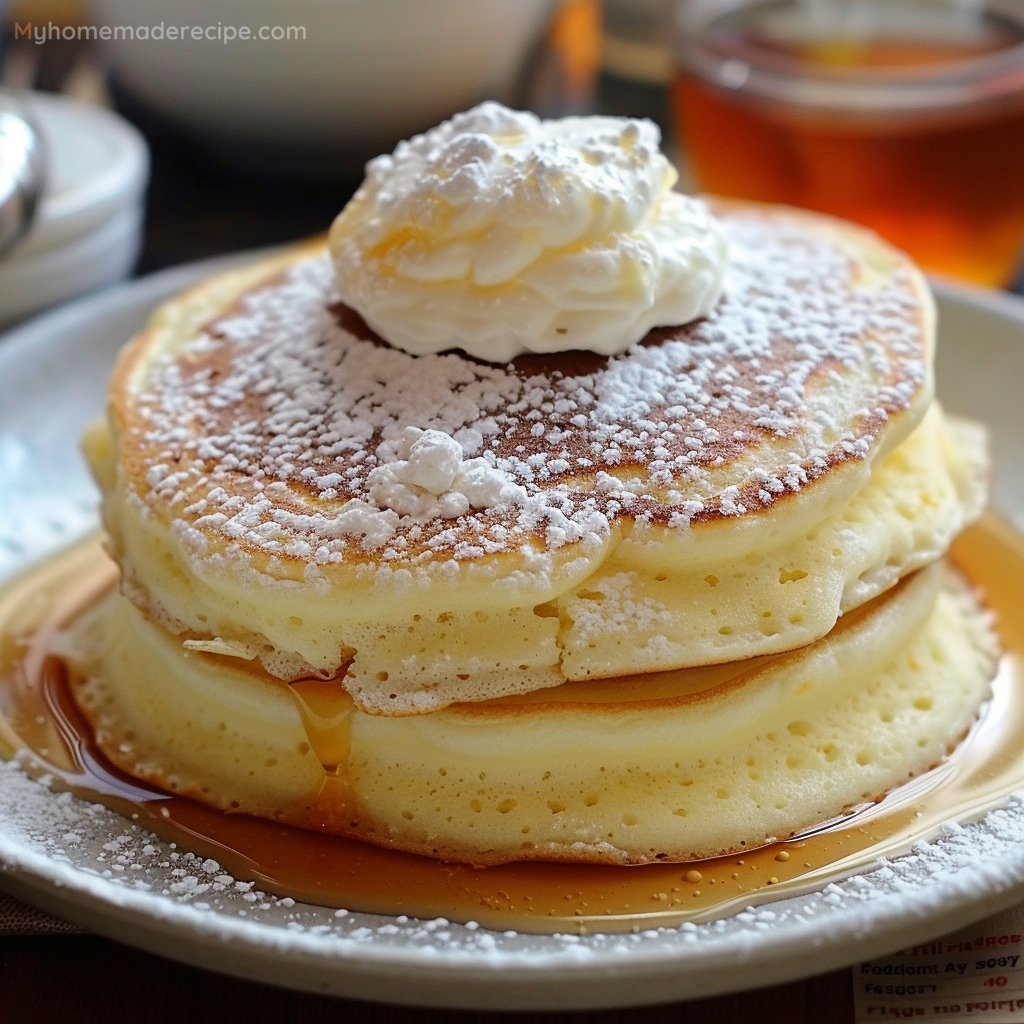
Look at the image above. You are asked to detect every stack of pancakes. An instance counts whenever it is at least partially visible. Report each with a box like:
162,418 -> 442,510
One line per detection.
66,199 -> 996,866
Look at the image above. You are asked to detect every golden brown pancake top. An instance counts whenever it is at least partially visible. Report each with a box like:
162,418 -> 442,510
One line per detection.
115,205 -> 929,569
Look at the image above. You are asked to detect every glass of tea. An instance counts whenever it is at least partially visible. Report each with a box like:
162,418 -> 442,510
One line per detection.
670,0 -> 1024,287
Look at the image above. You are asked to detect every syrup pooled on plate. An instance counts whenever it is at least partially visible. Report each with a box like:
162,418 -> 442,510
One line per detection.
0,519 -> 1022,935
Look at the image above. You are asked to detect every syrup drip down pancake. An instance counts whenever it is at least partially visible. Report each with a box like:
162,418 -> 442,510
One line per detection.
60,562 -> 995,865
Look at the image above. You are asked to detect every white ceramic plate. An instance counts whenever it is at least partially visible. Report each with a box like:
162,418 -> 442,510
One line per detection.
1,258 -> 1023,1012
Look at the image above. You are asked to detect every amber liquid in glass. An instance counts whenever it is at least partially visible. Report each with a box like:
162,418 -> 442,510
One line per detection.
673,9 -> 1024,286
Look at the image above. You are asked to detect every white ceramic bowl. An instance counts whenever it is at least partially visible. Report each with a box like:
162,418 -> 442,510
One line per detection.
11,92 -> 148,260
0,93 -> 147,327
89,0 -> 555,159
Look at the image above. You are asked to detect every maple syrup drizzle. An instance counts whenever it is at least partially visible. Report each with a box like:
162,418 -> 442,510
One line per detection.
1,518 -> 1022,935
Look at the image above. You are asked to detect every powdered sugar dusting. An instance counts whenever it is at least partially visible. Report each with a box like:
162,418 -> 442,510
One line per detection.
4,756 -> 1024,994
130,210 -> 927,569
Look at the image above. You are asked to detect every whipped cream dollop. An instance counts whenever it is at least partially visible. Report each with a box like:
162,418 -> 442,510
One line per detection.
367,427 -> 527,521
329,102 -> 727,363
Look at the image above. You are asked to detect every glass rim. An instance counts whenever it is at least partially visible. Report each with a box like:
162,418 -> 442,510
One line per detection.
673,1 -> 1024,113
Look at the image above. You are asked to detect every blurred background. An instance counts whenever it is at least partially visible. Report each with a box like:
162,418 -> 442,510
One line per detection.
2,0 -> 1024,327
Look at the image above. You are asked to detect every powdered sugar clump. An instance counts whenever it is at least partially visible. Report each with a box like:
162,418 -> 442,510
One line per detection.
367,427 -> 528,521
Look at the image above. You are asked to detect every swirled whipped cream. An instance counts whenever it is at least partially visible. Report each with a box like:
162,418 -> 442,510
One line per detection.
329,102 -> 727,363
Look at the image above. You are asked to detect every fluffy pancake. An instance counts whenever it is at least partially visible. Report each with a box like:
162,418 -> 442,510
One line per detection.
84,201 -> 980,715
60,561 -> 996,865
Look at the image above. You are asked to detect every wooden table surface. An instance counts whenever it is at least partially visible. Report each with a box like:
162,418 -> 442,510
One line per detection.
0,934 -> 856,1023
